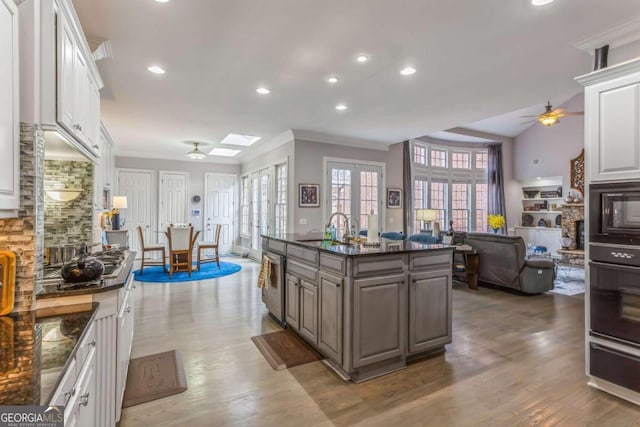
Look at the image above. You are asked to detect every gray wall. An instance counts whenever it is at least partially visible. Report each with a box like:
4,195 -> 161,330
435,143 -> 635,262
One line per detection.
115,156 -> 240,232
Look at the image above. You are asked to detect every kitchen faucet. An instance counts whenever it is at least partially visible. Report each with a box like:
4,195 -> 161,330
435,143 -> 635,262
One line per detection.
326,212 -> 350,240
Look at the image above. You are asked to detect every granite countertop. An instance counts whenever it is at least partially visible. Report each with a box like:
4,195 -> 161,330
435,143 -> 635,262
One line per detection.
38,251 -> 136,299
262,233 -> 453,256
0,302 -> 98,406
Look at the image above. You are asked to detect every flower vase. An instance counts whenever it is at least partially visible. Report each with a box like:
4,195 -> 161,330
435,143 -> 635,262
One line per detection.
492,228 -> 499,234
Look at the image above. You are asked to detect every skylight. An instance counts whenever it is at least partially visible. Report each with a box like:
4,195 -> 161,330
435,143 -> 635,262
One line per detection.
220,134 -> 261,147
208,148 -> 241,157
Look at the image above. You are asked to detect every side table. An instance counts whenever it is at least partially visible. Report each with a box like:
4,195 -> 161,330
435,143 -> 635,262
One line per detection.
453,250 -> 479,290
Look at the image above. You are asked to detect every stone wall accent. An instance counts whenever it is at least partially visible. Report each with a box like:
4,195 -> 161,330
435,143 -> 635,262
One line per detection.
560,204 -> 584,250
0,313 -> 40,405
0,124 -> 45,312
44,160 -> 93,247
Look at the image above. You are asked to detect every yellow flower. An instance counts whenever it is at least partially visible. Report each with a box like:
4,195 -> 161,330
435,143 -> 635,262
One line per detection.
488,214 -> 505,230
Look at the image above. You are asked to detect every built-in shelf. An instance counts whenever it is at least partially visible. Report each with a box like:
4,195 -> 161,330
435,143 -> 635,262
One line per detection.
522,211 -> 563,214
522,197 -> 564,202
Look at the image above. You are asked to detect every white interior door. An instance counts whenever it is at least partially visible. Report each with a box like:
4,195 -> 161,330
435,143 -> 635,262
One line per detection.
204,173 -> 236,253
159,171 -> 188,244
116,169 -> 154,254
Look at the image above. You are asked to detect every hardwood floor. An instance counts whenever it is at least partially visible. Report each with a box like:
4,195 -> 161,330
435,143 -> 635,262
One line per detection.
120,258 -> 640,426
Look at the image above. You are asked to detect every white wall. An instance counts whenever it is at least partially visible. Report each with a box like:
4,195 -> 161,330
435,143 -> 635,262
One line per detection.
115,156 -> 239,234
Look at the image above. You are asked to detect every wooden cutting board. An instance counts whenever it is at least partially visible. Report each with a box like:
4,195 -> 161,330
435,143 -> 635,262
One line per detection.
0,251 -> 16,316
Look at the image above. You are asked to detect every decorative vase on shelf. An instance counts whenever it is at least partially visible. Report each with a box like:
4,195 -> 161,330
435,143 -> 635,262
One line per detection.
492,228 -> 499,234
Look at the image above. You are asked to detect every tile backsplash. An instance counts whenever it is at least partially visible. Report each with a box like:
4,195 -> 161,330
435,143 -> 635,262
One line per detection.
44,160 -> 93,247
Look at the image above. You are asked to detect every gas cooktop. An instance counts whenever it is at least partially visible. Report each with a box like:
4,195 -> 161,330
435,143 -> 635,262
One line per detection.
43,249 -> 127,288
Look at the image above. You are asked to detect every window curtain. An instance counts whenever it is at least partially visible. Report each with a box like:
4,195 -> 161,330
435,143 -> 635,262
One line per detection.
403,140 -> 413,236
488,143 -> 507,233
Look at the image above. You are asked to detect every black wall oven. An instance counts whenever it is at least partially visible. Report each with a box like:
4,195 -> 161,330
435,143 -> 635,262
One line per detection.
590,182 -> 640,246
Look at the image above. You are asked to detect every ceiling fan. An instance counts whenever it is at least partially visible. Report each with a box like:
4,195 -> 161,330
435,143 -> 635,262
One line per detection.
521,101 -> 584,127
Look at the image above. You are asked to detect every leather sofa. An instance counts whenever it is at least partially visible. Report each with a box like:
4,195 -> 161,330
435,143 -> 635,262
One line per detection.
462,232 -> 555,294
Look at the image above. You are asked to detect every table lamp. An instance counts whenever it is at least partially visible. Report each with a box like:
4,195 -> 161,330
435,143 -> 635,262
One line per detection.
416,209 -> 438,234
112,196 -> 128,230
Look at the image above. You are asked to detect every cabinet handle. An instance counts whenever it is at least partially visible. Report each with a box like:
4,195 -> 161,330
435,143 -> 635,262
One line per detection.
73,124 -> 80,130
88,339 -> 97,347
93,144 -> 99,149
79,392 -> 90,407
124,307 -> 132,313
64,387 -> 76,400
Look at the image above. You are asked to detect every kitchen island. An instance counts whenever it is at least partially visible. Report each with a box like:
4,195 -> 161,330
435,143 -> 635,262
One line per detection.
261,233 -> 454,382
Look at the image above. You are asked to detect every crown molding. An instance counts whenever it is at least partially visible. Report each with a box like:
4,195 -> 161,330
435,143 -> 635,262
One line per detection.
445,127 -> 514,144
572,17 -> 640,55
115,150 -> 241,165
575,56 -> 640,87
236,129 -> 295,163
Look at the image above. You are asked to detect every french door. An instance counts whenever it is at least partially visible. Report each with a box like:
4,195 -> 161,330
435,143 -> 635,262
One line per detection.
326,161 -> 383,237
250,168 -> 272,258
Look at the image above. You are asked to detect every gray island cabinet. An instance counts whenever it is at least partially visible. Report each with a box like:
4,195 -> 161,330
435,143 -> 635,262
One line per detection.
261,234 -> 454,382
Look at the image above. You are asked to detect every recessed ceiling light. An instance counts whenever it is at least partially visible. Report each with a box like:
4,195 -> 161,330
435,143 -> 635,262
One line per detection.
256,87 -> 271,95
147,65 -> 165,74
356,55 -> 369,63
400,66 -> 417,76
209,148 -> 241,157
335,104 -> 348,111
327,76 -> 339,84
220,134 -> 261,147
531,0 -> 554,5
154,0 -> 170,3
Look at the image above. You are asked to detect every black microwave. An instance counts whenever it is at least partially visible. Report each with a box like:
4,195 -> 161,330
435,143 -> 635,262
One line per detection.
590,182 -> 640,246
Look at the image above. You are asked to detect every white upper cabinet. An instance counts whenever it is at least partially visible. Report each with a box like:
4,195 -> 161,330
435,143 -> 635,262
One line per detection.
20,0 -> 103,161
577,58 -> 640,183
0,0 -> 20,216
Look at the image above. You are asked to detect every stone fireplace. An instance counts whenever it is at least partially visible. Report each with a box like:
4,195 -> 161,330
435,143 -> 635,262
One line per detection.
560,204 -> 585,251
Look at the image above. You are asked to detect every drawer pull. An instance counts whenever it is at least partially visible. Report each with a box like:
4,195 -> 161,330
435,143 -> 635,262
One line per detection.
88,340 -> 97,347
124,307 -> 132,313
79,392 -> 90,407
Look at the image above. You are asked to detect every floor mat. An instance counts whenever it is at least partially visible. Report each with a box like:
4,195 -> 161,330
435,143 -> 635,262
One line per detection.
251,329 -> 324,370
123,350 -> 188,408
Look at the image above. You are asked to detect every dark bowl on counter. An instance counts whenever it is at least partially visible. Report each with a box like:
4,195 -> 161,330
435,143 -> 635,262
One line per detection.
61,256 -> 105,283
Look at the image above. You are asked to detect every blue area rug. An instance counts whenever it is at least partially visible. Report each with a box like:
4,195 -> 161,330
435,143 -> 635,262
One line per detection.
133,261 -> 242,283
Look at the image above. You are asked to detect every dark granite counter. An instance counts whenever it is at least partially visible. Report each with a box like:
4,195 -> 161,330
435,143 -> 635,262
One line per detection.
0,303 -> 98,406
37,251 -> 136,299
262,232 -> 451,256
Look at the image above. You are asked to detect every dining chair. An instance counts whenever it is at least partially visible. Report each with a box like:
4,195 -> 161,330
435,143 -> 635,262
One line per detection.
197,224 -> 222,270
167,224 -> 200,278
137,226 -> 166,274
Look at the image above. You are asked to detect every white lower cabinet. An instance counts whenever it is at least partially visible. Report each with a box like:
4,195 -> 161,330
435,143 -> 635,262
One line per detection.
116,286 -> 134,422
51,272 -> 135,427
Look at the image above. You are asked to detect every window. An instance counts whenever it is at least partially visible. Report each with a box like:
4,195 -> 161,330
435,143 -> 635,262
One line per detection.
414,145 -> 427,165
476,183 -> 488,232
451,183 -> 469,231
274,163 -> 287,234
430,149 -> 447,167
430,182 -> 447,226
240,176 -> 249,235
414,179 -> 428,231
412,141 -> 488,233
451,152 -> 470,169
475,152 -> 488,169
